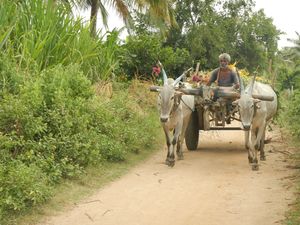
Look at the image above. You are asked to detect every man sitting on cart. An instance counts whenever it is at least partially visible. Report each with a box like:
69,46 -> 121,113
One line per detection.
207,53 -> 240,89
207,53 -> 240,124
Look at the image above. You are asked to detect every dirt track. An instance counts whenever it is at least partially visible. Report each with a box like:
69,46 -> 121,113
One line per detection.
40,124 -> 295,225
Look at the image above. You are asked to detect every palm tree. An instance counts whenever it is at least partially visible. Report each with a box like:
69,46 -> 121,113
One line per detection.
74,0 -> 175,37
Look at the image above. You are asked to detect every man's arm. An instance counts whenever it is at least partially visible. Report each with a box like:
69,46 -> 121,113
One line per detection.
231,70 -> 240,89
207,69 -> 218,86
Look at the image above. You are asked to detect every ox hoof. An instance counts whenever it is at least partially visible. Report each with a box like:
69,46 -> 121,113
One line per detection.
252,164 -> 259,171
165,158 -> 175,167
260,155 -> 266,161
177,155 -> 184,160
248,156 -> 253,164
168,160 -> 175,167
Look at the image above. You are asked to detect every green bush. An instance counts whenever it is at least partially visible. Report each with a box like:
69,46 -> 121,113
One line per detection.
0,1 -> 162,221
0,161 -> 51,213
282,90 -> 300,137
0,62 -> 161,220
0,53 -> 24,96
119,34 -> 192,79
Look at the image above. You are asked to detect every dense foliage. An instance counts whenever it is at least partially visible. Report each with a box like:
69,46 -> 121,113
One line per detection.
0,0 -> 160,222
118,34 -> 192,79
274,33 -> 300,225
276,34 -> 300,138
129,0 -> 280,73
0,55 -> 160,221
0,0 -> 120,82
0,0 -> 300,223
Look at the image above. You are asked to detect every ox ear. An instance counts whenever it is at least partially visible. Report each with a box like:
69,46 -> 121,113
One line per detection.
253,98 -> 261,109
150,85 -> 162,92
253,99 -> 261,104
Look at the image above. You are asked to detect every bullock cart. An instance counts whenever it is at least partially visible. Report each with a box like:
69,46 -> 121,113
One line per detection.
150,78 -> 274,151
177,79 -> 274,150
175,84 -> 242,150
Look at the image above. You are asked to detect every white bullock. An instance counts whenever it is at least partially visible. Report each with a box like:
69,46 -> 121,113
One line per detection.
234,79 -> 277,170
157,67 -> 194,167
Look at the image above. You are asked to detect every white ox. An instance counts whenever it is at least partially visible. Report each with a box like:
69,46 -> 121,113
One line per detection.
234,79 -> 277,170
157,68 -> 194,167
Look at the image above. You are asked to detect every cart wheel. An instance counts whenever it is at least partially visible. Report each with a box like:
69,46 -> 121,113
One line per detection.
185,111 -> 199,150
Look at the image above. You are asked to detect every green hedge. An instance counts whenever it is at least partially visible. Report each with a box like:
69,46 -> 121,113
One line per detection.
278,90 -> 300,138
0,63 -> 160,220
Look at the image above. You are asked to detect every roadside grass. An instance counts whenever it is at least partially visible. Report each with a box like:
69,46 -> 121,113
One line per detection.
7,130 -> 165,225
281,129 -> 300,225
285,186 -> 300,225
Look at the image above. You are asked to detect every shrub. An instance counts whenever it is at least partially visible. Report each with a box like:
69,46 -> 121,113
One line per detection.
0,161 -> 51,213
0,53 -> 24,96
0,63 -> 161,220
283,90 -> 300,137
119,34 -> 192,80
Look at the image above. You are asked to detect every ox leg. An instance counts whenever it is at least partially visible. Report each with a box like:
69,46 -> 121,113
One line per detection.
163,127 -> 172,166
244,130 -> 252,163
168,123 -> 182,167
176,134 -> 184,160
177,124 -> 187,160
164,128 -> 177,167
245,130 -> 250,150
168,127 -> 182,166
176,113 -> 191,160
250,129 -> 259,171
259,127 -> 267,161
167,139 -> 176,167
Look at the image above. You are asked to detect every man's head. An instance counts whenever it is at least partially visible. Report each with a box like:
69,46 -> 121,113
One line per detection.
219,53 -> 231,68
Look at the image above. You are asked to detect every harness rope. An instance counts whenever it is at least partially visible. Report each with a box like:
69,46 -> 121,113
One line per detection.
180,98 -> 194,112
169,96 -> 193,117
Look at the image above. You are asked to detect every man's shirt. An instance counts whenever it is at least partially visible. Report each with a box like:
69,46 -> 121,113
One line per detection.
209,67 -> 239,87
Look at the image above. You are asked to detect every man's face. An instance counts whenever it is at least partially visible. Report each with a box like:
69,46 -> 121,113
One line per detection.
219,59 -> 229,68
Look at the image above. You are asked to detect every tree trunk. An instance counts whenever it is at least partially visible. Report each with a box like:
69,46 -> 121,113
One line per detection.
90,0 -> 99,38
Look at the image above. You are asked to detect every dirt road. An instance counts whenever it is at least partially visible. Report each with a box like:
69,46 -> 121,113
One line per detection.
40,126 -> 295,225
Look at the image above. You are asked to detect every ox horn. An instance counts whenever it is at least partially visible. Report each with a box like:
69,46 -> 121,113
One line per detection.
158,61 -> 168,86
240,77 -> 245,94
248,72 -> 257,95
173,67 -> 193,87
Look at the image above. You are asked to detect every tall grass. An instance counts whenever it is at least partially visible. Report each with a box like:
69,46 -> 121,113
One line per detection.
278,91 -> 300,225
0,0 -> 120,82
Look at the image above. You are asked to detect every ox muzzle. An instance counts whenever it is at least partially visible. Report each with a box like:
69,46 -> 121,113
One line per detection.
242,123 -> 251,131
160,116 -> 169,123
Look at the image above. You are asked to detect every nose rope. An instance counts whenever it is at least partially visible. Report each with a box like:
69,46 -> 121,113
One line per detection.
169,96 -> 180,116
